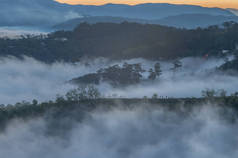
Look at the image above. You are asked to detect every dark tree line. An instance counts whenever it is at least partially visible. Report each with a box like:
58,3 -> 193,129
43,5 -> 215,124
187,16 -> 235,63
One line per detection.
1,22 -> 238,62
70,62 -> 163,87
1,87 -> 238,136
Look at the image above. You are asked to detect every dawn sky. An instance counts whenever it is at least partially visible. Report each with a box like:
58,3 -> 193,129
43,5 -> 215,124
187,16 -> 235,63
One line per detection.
56,0 -> 238,9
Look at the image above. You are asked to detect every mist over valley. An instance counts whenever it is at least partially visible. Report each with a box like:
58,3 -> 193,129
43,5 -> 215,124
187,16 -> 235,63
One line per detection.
1,1 -> 238,157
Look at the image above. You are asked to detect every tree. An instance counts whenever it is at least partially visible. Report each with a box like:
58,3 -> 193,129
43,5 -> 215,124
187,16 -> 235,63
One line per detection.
32,99 -> 38,106
148,68 -> 156,80
87,85 -> 101,99
152,93 -> 158,99
134,63 -> 145,73
143,96 -> 148,99
65,89 -> 79,101
218,89 -> 227,97
232,92 -> 238,97
154,62 -> 162,77
56,94 -> 65,103
201,89 -> 216,98
65,85 -> 101,101
223,21 -> 234,29
171,60 -> 182,72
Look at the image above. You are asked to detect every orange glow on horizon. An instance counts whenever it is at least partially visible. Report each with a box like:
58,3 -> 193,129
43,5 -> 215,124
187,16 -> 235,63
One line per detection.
56,0 -> 238,9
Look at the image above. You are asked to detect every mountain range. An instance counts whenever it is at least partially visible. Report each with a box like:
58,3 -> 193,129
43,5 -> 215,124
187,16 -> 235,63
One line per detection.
1,0 -> 237,29
72,3 -> 234,19
54,14 -> 238,30
228,8 -> 238,16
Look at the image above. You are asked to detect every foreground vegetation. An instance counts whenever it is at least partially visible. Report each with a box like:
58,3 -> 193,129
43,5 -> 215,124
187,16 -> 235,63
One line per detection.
0,86 -> 238,136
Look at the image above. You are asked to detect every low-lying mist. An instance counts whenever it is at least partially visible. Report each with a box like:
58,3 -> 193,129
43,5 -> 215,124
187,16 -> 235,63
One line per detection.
0,27 -> 49,39
0,56 -> 111,104
0,56 -> 237,104
1,103 -> 238,158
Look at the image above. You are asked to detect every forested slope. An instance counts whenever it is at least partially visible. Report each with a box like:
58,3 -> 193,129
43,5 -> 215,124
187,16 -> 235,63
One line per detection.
1,22 -> 238,62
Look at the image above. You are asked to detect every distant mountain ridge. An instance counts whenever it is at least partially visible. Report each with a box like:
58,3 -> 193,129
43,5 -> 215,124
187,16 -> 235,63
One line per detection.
0,0 -> 81,27
73,3 -> 234,20
54,14 -> 238,30
228,9 -> 238,16
0,0 -> 236,27
157,14 -> 238,28
53,16 -> 150,30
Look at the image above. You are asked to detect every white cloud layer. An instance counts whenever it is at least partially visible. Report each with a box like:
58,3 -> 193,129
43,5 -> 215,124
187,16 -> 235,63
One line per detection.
0,56 -> 237,104
0,104 -> 237,158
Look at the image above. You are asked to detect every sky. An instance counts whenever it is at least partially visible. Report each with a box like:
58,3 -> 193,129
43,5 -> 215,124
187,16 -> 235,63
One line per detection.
56,0 -> 238,9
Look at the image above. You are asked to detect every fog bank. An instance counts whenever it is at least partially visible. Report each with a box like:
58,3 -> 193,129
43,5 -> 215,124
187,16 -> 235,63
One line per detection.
97,57 -> 238,98
0,27 -> 50,39
0,104 -> 238,158
0,56 -> 237,104
0,56 -> 109,104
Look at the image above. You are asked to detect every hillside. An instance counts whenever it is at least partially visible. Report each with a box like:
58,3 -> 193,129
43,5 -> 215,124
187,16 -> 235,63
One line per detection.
0,1 -> 235,27
54,14 -> 238,30
1,22 -> 238,62
73,3 -> 234,20
157,14 -> 238,28
1,96 -> 238,129
2,1 -> 238,157
53,16 -> 150,30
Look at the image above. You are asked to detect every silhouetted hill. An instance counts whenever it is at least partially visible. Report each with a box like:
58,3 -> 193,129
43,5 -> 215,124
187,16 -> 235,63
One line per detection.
73,3 -> 234,20
54,14 -> 238,30
1,22 -> 238,62
1,96 -> 238,132
53,16 -> 149,30
0,0 -> 235,27
157,14 -> 238,28
0,0 -> 80,27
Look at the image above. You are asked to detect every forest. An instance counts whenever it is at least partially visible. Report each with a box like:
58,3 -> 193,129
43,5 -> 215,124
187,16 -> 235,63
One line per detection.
2,2 -> 238,157
0,86 -> 238,134
1,21 -> 238,63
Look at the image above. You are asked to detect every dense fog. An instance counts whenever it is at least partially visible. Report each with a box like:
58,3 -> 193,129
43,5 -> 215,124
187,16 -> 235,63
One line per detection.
0,27 -> 48,39
0,56 -> 237,104
0,104 -> 237,158
1,1 -> 238,157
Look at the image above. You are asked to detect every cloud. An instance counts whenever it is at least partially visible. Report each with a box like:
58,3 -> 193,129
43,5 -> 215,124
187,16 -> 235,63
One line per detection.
0,56 -> 237,104
0,27 -> 48,39
0,56 -> 110,104
96,57 -> 238,98
0,103 -> 237,158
